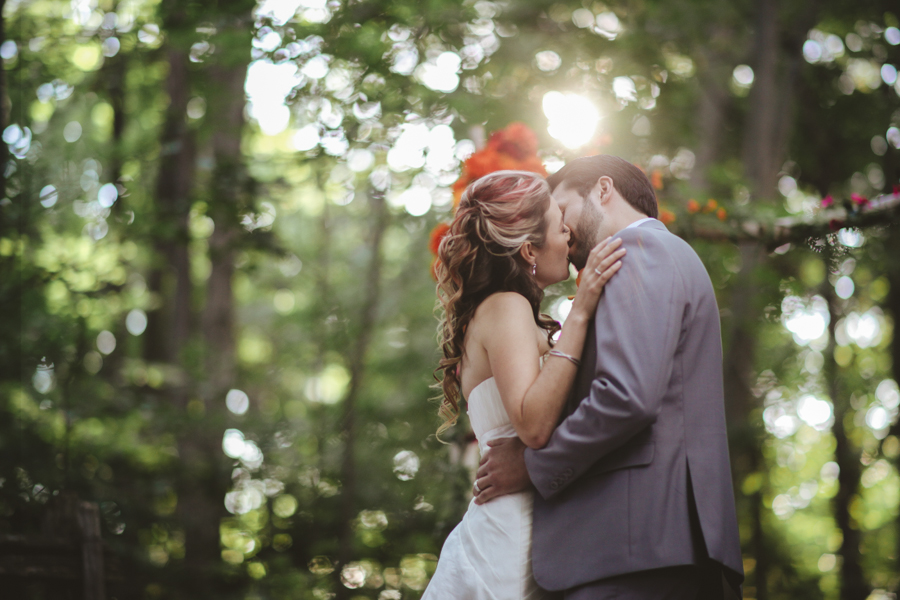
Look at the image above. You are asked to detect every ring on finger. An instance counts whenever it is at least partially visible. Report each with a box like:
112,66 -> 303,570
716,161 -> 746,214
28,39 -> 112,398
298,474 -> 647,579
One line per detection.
594,267 -> 603,275
473,479 -> 481,493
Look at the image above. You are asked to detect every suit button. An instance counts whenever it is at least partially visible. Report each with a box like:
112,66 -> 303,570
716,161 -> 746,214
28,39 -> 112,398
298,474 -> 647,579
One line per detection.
562,468 -> 573,477
550,481 -> 559,490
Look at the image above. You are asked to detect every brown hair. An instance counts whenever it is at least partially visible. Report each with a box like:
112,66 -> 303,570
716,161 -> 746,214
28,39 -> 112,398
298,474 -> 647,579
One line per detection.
434,171 -> 561,439
546,155 -> 658,218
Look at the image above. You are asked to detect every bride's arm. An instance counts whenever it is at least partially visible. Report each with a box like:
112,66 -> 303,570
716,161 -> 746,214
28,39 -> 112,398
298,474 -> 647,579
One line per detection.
482,239 -> 625,449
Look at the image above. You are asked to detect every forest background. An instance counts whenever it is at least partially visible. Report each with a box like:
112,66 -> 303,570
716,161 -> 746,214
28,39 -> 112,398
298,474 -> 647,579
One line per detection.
2,0 -> 900,599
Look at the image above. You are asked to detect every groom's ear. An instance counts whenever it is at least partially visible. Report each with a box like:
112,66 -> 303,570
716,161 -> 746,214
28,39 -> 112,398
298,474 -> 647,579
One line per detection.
592,176 -> 615,205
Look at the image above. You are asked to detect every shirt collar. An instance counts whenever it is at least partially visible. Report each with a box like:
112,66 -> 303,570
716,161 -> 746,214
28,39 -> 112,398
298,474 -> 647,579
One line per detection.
625,217 -> 657,230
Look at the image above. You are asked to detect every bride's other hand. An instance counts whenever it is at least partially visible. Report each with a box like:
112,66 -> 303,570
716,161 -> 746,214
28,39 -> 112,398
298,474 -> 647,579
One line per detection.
473,437 -> 530,505
570,237 -> 625,320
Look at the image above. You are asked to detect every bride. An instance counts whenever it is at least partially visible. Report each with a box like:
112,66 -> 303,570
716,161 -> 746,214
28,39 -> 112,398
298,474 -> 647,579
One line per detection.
423,170 -> 625,599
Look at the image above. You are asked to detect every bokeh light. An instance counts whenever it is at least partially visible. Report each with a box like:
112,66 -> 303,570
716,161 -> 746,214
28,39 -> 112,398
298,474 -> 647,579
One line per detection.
834,276 -> 854,299
732,65 -> 755,88
781,295 -> 829,345
840,310 -> 882,348
63,121 -> 82,143
415,51 -> 461,93
96,330 -> 116,355
838,228 -> 864,247
796,394 -> 833,429
542,92 -> 600,149
245,60 -> 302,135
97,183 -> 118,208
39,185 -> 58,208
126,309 -> 148,335
534,50 -> 561,72
392,450 -> 419,481
226,389 -> 250,415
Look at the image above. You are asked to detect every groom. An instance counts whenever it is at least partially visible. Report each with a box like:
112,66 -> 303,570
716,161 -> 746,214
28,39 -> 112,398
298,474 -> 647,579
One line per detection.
473,155 -> 744,599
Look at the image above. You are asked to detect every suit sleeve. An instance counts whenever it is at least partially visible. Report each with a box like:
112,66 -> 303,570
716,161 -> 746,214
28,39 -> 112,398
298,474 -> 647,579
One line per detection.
525,229 -> 684,500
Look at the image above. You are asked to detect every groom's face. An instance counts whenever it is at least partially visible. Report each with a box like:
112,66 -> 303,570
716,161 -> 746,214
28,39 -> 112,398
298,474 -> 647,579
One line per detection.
553,181 -> 605,271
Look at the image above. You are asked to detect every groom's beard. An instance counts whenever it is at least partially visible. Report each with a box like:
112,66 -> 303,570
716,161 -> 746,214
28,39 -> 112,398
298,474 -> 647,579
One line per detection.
570,199 -> 603,271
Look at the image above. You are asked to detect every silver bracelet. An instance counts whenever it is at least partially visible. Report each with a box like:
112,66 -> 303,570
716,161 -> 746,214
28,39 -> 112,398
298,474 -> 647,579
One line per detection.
548,349 -> 581,367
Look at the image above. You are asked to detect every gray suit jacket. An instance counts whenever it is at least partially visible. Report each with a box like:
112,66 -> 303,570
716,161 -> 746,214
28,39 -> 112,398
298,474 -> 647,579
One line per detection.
524,220 -> 743,592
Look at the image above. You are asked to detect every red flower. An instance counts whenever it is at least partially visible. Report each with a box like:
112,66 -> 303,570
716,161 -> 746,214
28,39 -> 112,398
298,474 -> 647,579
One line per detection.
429,222 -> 451,256
716,207 -> 727,221
850,193 -> 869,208
821,195 -> 834,208
451,123 -> 548,210
487,122 -> 540,160
651,170 -> 664,191
687,199 -> 700,213
893,185 -> 900,196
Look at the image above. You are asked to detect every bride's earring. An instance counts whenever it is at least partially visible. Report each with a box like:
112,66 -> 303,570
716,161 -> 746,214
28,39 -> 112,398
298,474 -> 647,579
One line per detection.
532,263 -> 537,277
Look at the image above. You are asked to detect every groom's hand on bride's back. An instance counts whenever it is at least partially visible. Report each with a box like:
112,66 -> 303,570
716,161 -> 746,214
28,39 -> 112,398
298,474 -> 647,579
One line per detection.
473,437 -> 531,505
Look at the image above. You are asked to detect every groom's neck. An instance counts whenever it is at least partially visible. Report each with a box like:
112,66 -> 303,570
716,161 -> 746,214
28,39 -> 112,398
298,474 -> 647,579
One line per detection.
608,208 -> 650,235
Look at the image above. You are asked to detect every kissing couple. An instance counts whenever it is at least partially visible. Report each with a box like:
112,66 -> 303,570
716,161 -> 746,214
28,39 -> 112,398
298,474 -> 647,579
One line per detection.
423,156 -> 744,600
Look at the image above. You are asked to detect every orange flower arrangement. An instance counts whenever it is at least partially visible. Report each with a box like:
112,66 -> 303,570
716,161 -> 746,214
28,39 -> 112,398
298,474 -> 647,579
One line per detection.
429,222 -> 451,255
428,223 -> 451,279
451,122 -> 547,207
685,197 -> 727,220
431,122 -> 548,278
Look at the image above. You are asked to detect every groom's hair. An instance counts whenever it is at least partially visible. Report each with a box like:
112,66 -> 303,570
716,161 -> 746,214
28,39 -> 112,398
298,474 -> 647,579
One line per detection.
546,155 -> 658,219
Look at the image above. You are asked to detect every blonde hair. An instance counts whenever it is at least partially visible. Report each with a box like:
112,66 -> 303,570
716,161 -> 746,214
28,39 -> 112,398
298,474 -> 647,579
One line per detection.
434,171 -> 560,439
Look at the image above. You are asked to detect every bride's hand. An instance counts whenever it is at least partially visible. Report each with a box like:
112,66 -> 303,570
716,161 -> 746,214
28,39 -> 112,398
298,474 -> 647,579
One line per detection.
570,237 -> 625,320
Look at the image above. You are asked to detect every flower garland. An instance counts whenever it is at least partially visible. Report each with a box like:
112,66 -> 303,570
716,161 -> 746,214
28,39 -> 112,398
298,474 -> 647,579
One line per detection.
817,186 -> 900,231
429,122 -> 548,278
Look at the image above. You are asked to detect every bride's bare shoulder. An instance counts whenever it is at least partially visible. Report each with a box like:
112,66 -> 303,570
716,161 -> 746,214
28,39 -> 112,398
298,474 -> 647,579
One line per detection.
469,293 -> 533,340
474,291 -> 532,319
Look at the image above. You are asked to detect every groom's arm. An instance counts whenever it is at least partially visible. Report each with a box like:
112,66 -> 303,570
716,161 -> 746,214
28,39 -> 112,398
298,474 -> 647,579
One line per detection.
524,229 -> 683,500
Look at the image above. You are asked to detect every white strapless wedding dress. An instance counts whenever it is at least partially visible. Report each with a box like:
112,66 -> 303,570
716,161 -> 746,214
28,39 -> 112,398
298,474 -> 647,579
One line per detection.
422,378 -> 550,600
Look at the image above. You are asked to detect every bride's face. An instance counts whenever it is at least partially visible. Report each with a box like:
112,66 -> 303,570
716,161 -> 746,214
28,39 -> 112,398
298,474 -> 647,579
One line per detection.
533,198 -> 572,288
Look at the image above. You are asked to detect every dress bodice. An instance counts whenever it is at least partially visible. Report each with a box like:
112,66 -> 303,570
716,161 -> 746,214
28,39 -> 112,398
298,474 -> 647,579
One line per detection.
424,376 -> 548,600
466,378 -> 517,455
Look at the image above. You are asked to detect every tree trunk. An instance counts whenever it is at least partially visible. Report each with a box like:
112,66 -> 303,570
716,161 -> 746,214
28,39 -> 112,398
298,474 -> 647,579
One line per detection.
336,188 -> 390,599
177,18 -> 252,592
742,0 -> 781,199
203,57 -> 247,394
726,2 -> 821,591
690,41 -> 733,193
822,255 -> 869,600
144,46 -> 194,366
721,241 -> 766,599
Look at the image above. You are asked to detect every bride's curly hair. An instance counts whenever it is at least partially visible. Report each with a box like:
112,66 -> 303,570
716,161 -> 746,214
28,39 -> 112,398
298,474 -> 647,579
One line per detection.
434,170 -> 561,439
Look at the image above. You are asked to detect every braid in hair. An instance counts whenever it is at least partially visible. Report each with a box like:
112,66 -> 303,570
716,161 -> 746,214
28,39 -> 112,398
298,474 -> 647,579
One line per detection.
434,171 -> 561,440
